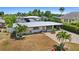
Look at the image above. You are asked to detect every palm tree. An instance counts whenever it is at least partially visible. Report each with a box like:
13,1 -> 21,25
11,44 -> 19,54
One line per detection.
59,7 -> 64,16
56,31 -> 71,44
53,31 -> 71,51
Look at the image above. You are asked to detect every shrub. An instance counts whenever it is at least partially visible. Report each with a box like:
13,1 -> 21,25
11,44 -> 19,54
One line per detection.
14,24 -> 27,40
3,29 -> 7,33
63,24 -> 79,34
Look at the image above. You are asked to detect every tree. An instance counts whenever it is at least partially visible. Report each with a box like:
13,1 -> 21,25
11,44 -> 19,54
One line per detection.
11,15 -> 16,23
41,16 -> 48,21
38,10 -> 41,16
40,11 -> 44,16
21,13 -> 26,16
32,9 -> 38,16
56,31 -> 71,50
44,11 -> 51,17
15,24 -> 27,34
4,15 -> 13,28
56,31 -> 71,44
3,15 -> 16,28
27,11 -> 32,16
17,12 -> 22,16
59,7 -> 64,16
0,11 -> 4,17
14,24 -> 27,39
54,31 -> 71,51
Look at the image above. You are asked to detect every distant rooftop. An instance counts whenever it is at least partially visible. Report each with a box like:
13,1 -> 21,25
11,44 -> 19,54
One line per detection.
60,12 -> 79,19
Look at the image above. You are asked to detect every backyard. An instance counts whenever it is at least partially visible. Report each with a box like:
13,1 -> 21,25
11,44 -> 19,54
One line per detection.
0,32 -> 79,51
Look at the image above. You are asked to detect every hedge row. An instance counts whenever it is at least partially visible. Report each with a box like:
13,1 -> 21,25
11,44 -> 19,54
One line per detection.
63,24 -> 79,34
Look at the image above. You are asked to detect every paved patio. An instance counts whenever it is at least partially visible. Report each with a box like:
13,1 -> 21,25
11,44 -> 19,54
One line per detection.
44,30 -> 79,44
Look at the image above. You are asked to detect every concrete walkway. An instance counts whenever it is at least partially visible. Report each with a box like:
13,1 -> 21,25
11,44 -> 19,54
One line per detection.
44,30 -> 79,44
44,32 -> 60,44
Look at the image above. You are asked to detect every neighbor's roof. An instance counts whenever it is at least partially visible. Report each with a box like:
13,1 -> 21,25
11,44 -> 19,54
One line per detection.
60,12 -> 79,19
0,17 -> 5,23
13,21 -> 63,27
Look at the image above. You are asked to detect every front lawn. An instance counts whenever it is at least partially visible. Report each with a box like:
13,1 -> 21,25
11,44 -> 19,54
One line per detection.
0,32 -> 79,51
0,33 -> 57,51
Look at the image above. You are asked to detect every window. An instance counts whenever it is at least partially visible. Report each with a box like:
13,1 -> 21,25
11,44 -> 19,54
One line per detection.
69,19 -> 71,22
33,27 -> 39,30
72,19 -> 74,21
64,19 -> 68,22
24,18 -> 30,22
46,26 -> 52,30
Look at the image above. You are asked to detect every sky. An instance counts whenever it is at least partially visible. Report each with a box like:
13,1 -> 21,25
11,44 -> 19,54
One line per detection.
0,7 -> 79,14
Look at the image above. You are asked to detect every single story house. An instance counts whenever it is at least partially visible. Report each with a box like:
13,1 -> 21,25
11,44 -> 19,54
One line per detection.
0,17 -> 5,28
60,12 -> 79,23
12,16 -> 63,33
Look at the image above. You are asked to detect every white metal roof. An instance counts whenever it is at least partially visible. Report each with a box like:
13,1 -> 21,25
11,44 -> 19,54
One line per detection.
13,21 -> 63,28
17,16 -> 41,19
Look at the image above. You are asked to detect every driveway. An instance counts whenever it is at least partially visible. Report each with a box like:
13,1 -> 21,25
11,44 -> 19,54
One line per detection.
62,30 -> 79,44
44,30 -> 79,44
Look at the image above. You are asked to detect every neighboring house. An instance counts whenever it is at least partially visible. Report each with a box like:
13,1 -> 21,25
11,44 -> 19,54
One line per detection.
0,17 -> 5,28
60,12 -> 79,23
12,16 -> 63,33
